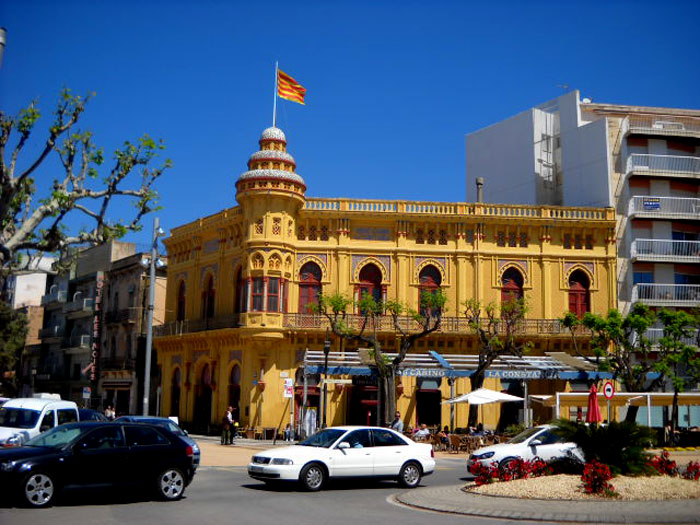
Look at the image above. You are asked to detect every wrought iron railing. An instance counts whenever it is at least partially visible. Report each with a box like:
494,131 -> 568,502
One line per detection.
627,154 -> 700,177
627,116 -> 700,138
631,239 -> 700,262
41,290 -> 67,305
64,334 -> 91,349
64,297 -> 94,313
39,325 -> 64,339
628,196 -> 700,219
154,314 -> 241,336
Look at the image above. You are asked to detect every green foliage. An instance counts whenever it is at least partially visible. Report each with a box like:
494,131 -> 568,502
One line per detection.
0,302 -> 29,396
553,419 -> 656,475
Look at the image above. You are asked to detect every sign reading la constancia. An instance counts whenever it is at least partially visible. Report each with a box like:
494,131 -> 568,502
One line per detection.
396,368 -> 548,379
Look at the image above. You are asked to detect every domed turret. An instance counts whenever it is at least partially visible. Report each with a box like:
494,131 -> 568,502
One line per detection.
235,127 -> 306,204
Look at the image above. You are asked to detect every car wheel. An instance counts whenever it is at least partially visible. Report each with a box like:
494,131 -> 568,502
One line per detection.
299,463 -> 326,491
499,457 -> 519,475
156,468 -> 186,500
22,471 -> 56,508
398,461 -> 422,488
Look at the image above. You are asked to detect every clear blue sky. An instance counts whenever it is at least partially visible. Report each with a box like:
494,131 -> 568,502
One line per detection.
2,0 -> 699,249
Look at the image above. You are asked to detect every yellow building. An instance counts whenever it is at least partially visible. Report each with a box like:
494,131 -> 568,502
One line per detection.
155,126 -> 617,435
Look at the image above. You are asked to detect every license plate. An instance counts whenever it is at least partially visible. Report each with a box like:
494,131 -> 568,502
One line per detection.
249,465 -> 264,472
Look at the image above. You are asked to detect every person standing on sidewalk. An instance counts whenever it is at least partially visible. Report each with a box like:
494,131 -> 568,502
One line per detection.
221,406 -> 233,445
390,411 -> 404,433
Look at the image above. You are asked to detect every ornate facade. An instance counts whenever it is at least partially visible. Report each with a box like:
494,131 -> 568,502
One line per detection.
155,127 -> 617,434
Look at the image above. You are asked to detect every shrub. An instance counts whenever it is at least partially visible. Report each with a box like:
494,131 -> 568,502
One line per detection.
548,453 -> 585,475
683,461 -> 700,481
530,456 -> 553,477
553,419 -> 656,475
649,451 -> 679,476
469,461 -> 498,486
581,460 -> 618,497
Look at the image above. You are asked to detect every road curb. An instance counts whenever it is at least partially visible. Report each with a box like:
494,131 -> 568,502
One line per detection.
395,484 -> 700,523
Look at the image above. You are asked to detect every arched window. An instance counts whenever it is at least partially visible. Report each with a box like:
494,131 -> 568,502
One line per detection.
358,264 -> 383,314
298,262 -> 322,314
418,265 -> 442,316
228,364 -> 241,422
568,270 -> 591,318
176,281 -> 186,322
170,368 -> 181,417
201,275 -> 215,320
501,267 -> 524,303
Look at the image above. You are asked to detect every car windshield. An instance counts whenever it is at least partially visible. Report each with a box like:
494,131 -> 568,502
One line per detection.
0,407 -> 40,429
24,425 -> 89,449
507,426 -> 544,444
298,428 -> 346,448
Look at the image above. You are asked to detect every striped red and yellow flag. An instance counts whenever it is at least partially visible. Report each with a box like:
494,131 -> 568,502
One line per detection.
277,69 -> 306,105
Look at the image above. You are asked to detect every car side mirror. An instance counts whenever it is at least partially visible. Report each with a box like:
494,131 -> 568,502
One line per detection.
183,430 -> 188,436
337,442 -> 350,450
529,439 -> 542,447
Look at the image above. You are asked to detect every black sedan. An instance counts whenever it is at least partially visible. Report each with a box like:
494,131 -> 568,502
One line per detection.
0,421 -> 197,507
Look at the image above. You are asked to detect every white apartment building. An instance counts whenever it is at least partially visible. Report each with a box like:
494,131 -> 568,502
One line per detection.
467,91 -> 700,315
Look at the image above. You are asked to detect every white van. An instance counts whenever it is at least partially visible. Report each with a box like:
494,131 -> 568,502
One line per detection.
0,397 -> 79,446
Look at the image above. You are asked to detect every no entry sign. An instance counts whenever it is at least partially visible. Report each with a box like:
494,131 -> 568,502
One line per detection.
603,381 -> 615,400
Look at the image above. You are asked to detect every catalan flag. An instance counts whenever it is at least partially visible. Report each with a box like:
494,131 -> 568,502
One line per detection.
277,69 -> 306,105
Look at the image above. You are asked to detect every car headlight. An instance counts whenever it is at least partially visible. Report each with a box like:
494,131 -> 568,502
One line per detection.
473,451 -> 495,460
270,458 -> 293,465
1,461 -> 15,472
5,434 -> 23,447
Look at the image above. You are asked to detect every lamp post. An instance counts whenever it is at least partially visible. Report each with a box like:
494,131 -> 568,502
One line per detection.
322,328 -> 331,428
141,217 -> 165,415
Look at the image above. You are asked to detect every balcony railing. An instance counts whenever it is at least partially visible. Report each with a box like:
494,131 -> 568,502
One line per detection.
631,239 -> 700,263
38,325 -> 65,339
628,196 -> 700,220
41,290 -> 67,306
62,334 -> 91,349
626,117 -> 700,138
64,297 -> 94,314
154,314 -> 241,336
632,283 -> 700,306
635,328 -> 699,348
100,357 -> 136,371
105,309 -> 140,324
626,154 -> 700,178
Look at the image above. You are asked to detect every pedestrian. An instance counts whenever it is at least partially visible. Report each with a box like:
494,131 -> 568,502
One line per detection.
104,405 -> 115,421
221,406 -> 233,445
284,423 -> 292,442
390,411 -> 404,433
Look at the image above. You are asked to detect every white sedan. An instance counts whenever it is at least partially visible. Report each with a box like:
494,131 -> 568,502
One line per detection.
466,424 -> 584,473
247,426 -> 435,491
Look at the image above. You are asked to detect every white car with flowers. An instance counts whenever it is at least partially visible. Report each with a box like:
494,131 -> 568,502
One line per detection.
467,424 -> 584,473
247,426 -> 435,491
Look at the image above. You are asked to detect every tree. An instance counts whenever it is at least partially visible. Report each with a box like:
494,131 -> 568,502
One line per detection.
0,301 -> 28,396
315,290 -> 447,426
562,304 -> 669,423
654,309 -> 700,433
0,89 -> 170,285
462,298 -> 531,427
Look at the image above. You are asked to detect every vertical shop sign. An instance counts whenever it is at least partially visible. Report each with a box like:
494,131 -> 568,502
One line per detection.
90,272 -> 105,397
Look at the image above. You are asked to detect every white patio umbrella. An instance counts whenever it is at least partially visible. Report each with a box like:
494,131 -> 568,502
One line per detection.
442,387 -> 523,405
442,388 -> 524,429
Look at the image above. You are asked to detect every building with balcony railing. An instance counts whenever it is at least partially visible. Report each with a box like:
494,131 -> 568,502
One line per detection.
466,91 -> 700,317
155,125 -> 617,435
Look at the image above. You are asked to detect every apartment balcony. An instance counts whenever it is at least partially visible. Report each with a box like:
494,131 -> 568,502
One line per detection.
105,308 -> 140,325
100,357 -> 136,371
154,314 -> 241,337
625,117 -> 700,139
626,154 -> 700,180
632,283 -> 700,307
41,290 -> 67,307
64,297 -> 94,317
38,325 -> 65,340
628,196 -> 700,221
631,239 -> 700,263
636,328 -> 699,348
62,334 -> 92,351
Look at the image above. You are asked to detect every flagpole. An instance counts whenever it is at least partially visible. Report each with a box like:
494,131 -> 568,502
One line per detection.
272,61 -> 278,128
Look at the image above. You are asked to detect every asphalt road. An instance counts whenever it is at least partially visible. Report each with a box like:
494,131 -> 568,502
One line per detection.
0,457 -> 544,525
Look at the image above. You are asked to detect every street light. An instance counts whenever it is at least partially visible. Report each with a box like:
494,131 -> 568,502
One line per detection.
140,217 -> 166,416
322,328 -> 331,428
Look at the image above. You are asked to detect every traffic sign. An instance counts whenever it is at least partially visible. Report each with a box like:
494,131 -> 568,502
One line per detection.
283,378 -> 294,398
603,381 -> 615,400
